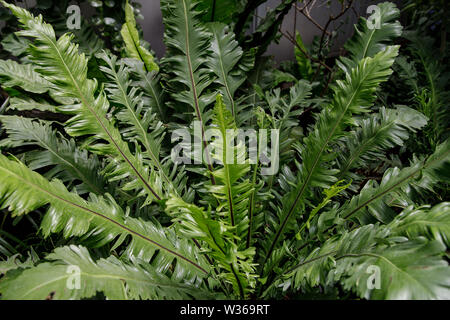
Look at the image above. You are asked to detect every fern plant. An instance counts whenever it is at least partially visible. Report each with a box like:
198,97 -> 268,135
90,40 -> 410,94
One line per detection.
0,1 -> 449,300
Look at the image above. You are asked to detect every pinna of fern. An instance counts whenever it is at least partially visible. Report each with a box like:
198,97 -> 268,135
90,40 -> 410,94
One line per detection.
0,0 -> 449,300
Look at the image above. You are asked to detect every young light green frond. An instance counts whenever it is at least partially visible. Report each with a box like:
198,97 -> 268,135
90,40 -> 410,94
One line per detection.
166,196 -> 256,298
0,59 -> 52,94
2,1 -> 163,203
0,155 -> 211,279
209,95 -> 253,238
0,115 -> 106,195
0,245 -> 211,300
296,180 -> 352,240
121,0 -> 158,73
209,95 -> 257,294
261,46 -> 400,272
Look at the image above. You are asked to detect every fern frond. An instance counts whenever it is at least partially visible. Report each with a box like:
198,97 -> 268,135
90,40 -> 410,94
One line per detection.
261,80 -> 314,165
335,106 -> 428,187
0,59 -> 51,94
0,253 -> 34,275
278,221 -> 450,299
99,52 -> 187,198
339,1 -> 402,72
206,22 -> 253,120
6,96 -> 57,112
0,155 -> 211,280
161,0 -> 216,180
166,95 -> 258,298
294,32 -> 313,80
390,202 -> 450,247
209,95 -> 253,236
2,1 -> 163,203
0,245 -> 212,300
161,0 -> 214,119
1,33 -> 29,57
404,32 -> 450,143
121,0 -> 158,73
125,58 -> 167,122
335,139 -> 450,226
166,196 -> 256,299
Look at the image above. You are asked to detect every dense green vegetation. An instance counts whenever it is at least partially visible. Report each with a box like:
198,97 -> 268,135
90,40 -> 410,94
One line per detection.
0,0 -> 448,300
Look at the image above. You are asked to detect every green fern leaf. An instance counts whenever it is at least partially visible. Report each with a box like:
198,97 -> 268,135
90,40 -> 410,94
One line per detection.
336,106 -> 428,187
280,220 -> 450,299
0,116 -> 106,195
121,0 -> 158,73
206,22 -> 253,120
0,154 -> 211,280
2,1 -> 163,203
0,59 -> 51,94
390,202 -> 450,247
0,245 -> 211,300
261,46 -> 400,272
339,1 -> 402,72
98,52 -> 187,198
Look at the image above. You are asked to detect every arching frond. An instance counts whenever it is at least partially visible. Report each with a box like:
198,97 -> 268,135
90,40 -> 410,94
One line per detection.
98,52 -> 188,198
0,116 -> 106,195
260,46 -> 399,273
0,245 -> 212,300
335,106 -> 428,189
0,59 -> 51,94
339,1 -> 402,72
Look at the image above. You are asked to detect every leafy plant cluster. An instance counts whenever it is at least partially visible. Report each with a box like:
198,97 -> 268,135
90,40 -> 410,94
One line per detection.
0,0 -> 144,59
0,0 -> 448,300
